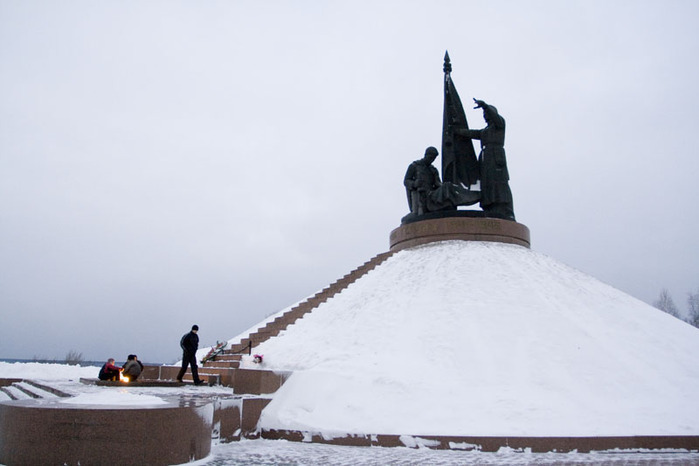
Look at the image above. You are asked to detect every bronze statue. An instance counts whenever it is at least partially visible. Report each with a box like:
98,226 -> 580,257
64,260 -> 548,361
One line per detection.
401,53 -> 515,222
404,147 -> 442,216
404,147 -> 480,218
456,99 -> 515,221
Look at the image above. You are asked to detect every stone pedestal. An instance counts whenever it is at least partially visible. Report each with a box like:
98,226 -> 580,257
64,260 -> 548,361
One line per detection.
390,216 -> 530,252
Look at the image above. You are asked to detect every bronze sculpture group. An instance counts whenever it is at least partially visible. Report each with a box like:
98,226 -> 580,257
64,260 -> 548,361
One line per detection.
404,53 -> 515,222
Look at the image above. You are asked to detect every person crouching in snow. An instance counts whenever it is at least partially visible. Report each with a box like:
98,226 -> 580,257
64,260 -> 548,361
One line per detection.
122,354 -> 143,382
98,358 -> 122,381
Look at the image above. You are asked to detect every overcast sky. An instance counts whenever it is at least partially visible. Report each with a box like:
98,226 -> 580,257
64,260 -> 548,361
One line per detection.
1,1 -> 698,363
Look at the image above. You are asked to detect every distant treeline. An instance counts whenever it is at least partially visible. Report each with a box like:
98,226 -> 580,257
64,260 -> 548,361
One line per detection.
654,287 -> 699,328
0,358 -> 165,366
0,358 -> 101,366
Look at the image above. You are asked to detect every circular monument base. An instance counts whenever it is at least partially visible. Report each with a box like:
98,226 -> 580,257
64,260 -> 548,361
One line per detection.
390,215 -> 530,252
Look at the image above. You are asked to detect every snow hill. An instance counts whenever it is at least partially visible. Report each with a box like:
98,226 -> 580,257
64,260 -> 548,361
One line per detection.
244,240 -> 699,437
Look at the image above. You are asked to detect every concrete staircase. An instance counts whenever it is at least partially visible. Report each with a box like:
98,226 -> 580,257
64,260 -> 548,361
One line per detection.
178,251 -> 395,387
179,352 -> 242,385
227,251 -> 395,354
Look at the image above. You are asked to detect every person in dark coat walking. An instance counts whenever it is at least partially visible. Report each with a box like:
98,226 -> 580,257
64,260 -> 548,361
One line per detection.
177,325 -> 204,385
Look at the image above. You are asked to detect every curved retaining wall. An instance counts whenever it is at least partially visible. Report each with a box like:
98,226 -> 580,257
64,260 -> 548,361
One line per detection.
0,399 -> 213,466
390,216 -> 531,251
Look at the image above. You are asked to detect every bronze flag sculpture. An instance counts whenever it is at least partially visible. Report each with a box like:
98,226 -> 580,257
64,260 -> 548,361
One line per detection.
442,51 -> 479,188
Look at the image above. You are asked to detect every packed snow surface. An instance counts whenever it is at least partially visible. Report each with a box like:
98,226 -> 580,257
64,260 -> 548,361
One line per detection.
61,391 -> 168,406
189,439 -> 699,465
252,241 -> 699,437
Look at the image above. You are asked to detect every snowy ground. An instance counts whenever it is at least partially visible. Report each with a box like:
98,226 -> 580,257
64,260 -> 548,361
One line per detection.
2,362 -> 699,465
0,361 -> 234,404
192,440 -> 699,465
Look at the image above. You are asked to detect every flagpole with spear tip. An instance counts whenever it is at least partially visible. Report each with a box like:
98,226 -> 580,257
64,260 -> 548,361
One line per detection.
441,51 -> 479,188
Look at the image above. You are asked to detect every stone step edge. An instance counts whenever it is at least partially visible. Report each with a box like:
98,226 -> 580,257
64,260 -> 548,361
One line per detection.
203,362 -> 240,368
0,380 -> 67,400
12,383 -> 41,399
24,380 -> 72,398
0,386 -> 18,401
261,429 -> 699,453
174,367 -> 292,395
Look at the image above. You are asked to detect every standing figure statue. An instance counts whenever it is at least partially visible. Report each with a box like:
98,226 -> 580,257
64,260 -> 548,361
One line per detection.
457,99 -> 515,221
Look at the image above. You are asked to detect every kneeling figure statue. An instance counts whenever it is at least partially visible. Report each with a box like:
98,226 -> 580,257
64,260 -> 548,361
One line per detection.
404,146 -> 479,217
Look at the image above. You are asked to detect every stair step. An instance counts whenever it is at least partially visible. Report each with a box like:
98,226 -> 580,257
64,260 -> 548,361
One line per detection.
183,367 -> 236,376
249,332 -> 275,342
1,385 -> 31,400
182,373 -> 222,386
0,386 -> 18,401
13,383 -> 41,399
202,358 -> 240,367
229,347 -> 251,355
210,353 -> 243,362
24,380 -> 71,398
203,361 -> 240,369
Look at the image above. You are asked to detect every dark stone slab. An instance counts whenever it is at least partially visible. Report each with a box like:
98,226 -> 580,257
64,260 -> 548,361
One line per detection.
0,379 -> 22,388
79,377 -> 186,387
241,398 -> 272,438
213,398 -> 243,442
230,369 -> 291,395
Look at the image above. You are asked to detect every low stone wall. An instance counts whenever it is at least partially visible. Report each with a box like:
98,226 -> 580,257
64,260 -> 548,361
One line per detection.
0,373 -> 276,465
228,368 -> 291,394
147,365 -> 291,395
0,399 -> 213,466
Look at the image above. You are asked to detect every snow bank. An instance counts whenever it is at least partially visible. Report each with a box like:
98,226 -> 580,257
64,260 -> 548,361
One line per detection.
252,241 -> 699,436
0,362 -> 99,380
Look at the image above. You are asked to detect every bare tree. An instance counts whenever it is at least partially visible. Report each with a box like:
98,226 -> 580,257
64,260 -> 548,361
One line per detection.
653,288 -> 680,318
687,288 -> 699,328
64,350 -> 84,366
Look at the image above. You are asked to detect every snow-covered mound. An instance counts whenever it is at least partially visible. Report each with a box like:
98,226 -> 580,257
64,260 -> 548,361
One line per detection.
252,241 -> 699,437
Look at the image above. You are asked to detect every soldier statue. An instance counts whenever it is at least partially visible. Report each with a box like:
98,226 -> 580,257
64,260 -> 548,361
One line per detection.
403,147 -> 442,216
